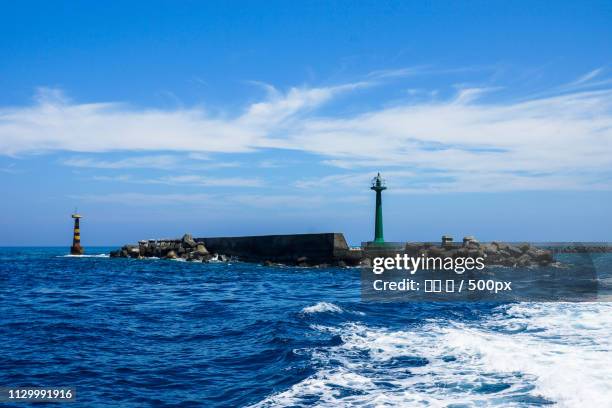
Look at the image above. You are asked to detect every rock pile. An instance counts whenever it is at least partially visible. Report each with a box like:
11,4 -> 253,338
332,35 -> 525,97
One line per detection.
553,244 -> 612,253
110,234 -> 229,262
403,238 -> 554,267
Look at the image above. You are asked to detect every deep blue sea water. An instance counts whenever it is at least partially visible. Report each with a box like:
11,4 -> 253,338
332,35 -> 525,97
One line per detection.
0,248 -> 610,407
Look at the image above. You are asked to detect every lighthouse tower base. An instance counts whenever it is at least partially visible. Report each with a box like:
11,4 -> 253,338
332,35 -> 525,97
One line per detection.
70,245 -> 84,255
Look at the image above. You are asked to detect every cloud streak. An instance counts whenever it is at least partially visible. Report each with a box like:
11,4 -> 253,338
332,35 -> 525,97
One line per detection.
2,70 -> 612,192
62,155 -> 182,169
71,191 -> 365,208
63,154 -> 243,170
92,174 -> 264,188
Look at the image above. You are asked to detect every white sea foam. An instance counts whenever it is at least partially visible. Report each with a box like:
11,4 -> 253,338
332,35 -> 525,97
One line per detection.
208,255 -> 224,263
301,302 -> 344,314
254,302 -> 612,407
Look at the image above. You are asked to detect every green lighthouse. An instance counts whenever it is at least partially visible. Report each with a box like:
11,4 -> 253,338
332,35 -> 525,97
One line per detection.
370,172 -> 387,243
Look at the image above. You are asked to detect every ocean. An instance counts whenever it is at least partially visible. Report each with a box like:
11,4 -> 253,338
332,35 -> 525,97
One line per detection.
0,248 -> 610,407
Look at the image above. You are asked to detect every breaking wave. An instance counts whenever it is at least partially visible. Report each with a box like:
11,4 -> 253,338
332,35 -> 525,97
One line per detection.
301,302 -> 344,314
255,302 -> 612,407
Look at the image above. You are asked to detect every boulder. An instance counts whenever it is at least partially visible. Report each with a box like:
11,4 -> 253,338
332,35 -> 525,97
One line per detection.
468,249 -> 484,258
481,244 -> 498,255
360,258 -> 372,267
516,255 -> 531,266
428,247 -> 443,257
507,246 -> 523,257
526,248 -> 539,258
126,245 -> 140,258
187,253 -> 203,262
466,241 -> 481,250
182,233 -> 197,248
519,243 -> 531,253
166,250 -> 177,259
405,243 -> 422,256
195,244 -> 209,255
462,236 -> 477,246
533,249 -> 553,264
455,248 -> 469,257
491,241 -> 510,252
444,249 -> 459,258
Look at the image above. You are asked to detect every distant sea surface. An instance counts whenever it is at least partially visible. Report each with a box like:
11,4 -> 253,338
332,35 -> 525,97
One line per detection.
1,248 -> 610,407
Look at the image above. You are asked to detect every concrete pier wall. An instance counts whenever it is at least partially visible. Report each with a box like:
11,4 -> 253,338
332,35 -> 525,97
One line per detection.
195,233 -> 352,264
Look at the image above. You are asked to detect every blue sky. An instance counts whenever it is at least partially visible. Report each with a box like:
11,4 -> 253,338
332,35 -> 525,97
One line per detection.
1,1 -> 611,245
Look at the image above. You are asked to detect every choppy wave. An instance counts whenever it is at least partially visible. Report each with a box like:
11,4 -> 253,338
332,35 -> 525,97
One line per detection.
4,249 -> 611,407
59,254 -> 109,258
301,302 -> 344,314
255,302 -> 612,407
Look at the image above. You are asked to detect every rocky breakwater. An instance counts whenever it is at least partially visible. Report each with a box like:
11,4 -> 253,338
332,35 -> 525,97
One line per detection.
110,234 -> 229,262
553,244 -> 612,253
111,232 -> 360,267
402,239 -> 555,267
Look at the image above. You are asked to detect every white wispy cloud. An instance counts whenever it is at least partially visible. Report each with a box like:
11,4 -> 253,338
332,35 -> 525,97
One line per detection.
70,192 -> 214,206
64,154 -> 242,170
573,68 -> 604,85
62,155 -> 181,169
151,174 -> 264,187
72,192 -> 365,208
92,174 -> 264,188
555,68 -> 612,93
0,163 -> 19,174
295,172 -> 375,189
239,82 -> 369,127
0,83 -> 364,156
2,70 -> 612,192
280,88 -> 612,192
187,152 -> 212,161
